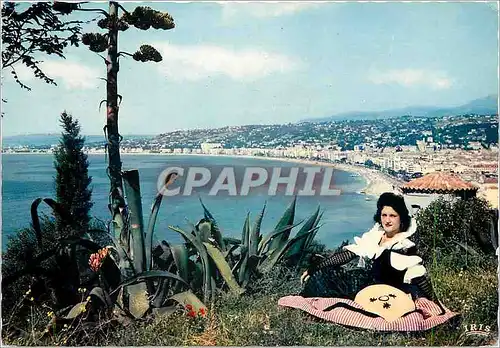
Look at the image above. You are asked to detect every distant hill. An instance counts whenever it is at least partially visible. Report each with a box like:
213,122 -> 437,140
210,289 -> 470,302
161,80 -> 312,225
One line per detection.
303,95 -> 498,123
2,134 -> 154,147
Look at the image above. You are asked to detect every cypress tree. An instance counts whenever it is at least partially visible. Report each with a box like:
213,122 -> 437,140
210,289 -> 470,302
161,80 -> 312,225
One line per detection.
53,111 -> 93,237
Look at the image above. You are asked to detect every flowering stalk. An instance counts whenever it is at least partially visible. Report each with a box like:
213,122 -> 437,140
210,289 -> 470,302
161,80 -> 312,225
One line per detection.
89,247 -> 110,272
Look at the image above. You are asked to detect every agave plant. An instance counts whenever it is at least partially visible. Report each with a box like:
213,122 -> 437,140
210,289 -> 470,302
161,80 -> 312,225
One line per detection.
5,169 -> 209,333
2,198 -> 108,309
167,195 -> 323,301
89,169 -> 207,319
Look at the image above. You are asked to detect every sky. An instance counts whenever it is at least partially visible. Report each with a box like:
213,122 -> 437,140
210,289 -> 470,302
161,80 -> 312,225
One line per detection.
1,1 -> 499,136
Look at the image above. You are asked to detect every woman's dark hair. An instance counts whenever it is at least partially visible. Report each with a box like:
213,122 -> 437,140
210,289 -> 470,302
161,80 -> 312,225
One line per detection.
373,192 -> 411,232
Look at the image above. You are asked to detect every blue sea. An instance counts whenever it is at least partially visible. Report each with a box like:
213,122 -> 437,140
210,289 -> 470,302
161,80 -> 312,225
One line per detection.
1,154 -> 377,251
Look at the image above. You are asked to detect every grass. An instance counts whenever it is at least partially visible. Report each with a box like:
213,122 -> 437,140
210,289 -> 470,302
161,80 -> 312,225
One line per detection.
3,259 -> 498,346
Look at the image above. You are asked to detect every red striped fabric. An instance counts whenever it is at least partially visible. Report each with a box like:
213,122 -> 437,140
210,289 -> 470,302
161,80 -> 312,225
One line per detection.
278,296 -> 459,331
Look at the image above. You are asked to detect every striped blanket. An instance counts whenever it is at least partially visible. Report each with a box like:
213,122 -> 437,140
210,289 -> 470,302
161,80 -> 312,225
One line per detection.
278,295 -> 459,331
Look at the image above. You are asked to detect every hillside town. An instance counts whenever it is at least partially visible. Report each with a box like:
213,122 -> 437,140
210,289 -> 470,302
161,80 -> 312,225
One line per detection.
5,114 -> 498,189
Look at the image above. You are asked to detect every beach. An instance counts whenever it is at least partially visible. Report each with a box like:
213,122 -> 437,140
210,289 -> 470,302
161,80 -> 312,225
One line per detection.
163,153 -> 399,197
186,153 -> 399,197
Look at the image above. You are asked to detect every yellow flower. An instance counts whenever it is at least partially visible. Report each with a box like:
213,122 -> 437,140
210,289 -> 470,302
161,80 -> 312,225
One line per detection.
25,289 -> 31,295
47,311 -> 54,317
30,297 -> 34,301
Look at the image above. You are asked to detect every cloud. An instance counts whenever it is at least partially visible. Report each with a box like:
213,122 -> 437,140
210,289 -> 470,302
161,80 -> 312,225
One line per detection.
219,2 -> 320,19
368,69 -> 453,90
14,61 -> 101,89
154,43 -> 303,82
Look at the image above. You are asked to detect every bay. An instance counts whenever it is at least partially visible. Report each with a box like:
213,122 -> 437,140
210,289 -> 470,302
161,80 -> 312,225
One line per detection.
1,154 -> 377,251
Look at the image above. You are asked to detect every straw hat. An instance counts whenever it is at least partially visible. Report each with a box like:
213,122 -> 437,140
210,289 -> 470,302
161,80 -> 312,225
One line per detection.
354,284 -> 416,322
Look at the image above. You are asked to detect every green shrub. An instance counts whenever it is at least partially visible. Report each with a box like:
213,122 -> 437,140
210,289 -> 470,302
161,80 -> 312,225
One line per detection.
414,196 -> 497,270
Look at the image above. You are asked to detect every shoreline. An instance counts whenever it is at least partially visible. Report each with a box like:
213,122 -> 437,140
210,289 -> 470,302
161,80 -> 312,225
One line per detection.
3,151 -> 399,197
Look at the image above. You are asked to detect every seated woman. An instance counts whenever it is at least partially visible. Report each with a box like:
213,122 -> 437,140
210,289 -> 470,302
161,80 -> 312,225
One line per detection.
278,192 -> 458,331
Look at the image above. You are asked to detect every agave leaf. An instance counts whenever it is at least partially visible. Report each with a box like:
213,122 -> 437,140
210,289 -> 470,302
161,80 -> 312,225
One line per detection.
233,245 -> 247,280
107,235 -> 136,278
184,218 -> 198,234
305,212 -> 324,250
110,270 -> 189,296
146,172 -> 178,263
257,221 -> 303,255
203,242 -> 245,295
127,282 -> 149,319
191,261 -> 204,291
122,170 -> 147,274
152,305 -> 178,318
241,212 -> 250,248
242,255 -> 260,288
307,223 -> 322,248
170,244 -> 190,292
116,287 -> 125,311
145,193 -> 163,272
169,290 -> 207,316
224,243 -> 240,259
169,225 -> 212,303
210,219 -> 226,251
237,250 -> 249,284
151,277 -> 170,308
199,197 -> 216,220
268,196 -> 297,251
199,198 -> 226,250
297,221 -> 325,268
286,206 -> 321,259
65,300 -> 89,319
250,203 -> 266,256
88,287 -> 113,309
258,227 -> 320,273
113,211 -> 127,250
30,197 -> 69,248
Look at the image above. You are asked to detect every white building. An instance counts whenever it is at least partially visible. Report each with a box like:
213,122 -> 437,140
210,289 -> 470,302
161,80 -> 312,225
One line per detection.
201,142 -> 223,153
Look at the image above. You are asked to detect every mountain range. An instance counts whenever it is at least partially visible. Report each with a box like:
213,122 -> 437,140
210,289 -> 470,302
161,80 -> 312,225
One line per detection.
302,95 -> 498,123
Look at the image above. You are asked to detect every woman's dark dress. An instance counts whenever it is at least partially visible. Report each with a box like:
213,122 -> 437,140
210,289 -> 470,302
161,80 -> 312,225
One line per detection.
301,221 -> 438,305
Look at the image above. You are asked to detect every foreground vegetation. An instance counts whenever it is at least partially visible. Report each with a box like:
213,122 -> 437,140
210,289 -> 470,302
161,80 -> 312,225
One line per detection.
3,253 -> 497,346
3,197 -> 498,346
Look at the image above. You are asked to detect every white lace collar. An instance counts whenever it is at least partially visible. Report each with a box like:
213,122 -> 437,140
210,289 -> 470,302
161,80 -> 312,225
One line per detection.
344,219 -> 417,259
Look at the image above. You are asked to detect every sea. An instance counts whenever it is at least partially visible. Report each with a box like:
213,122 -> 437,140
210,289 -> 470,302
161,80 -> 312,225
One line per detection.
1,153 -> 377,251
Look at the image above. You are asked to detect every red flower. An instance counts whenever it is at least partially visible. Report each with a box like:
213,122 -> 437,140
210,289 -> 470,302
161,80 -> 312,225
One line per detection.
89,247 -> 109,272
187,310 -> 196,318
185,304 -> 193,311
198,308 -> 206,317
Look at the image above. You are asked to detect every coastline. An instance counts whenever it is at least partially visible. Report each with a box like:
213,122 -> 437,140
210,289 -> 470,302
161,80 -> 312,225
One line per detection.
3,151 -> 398,198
